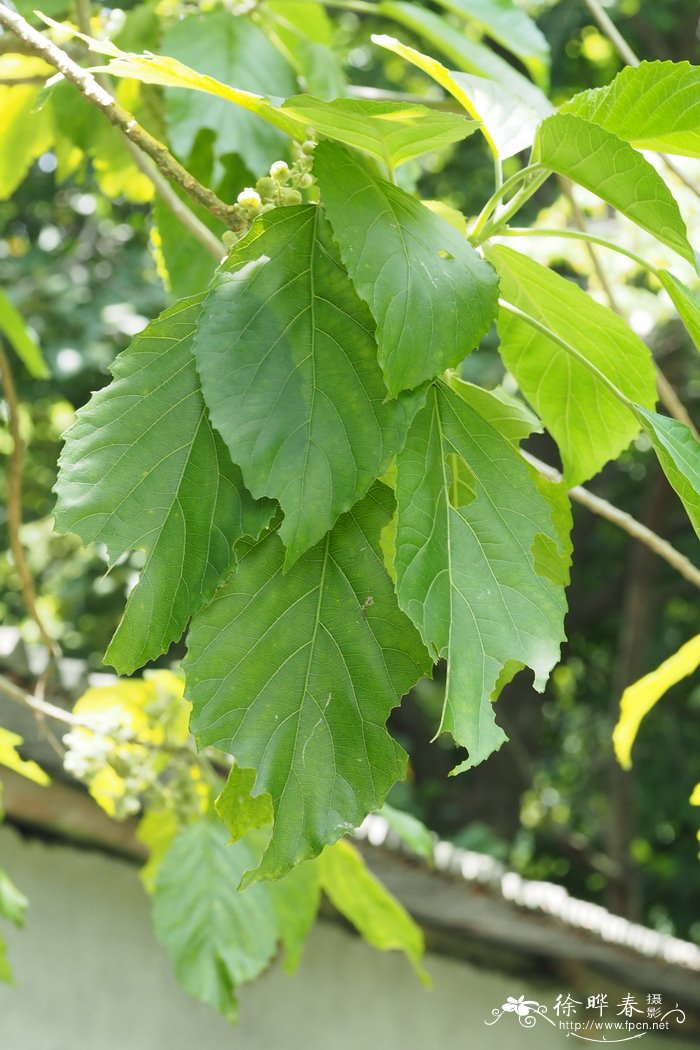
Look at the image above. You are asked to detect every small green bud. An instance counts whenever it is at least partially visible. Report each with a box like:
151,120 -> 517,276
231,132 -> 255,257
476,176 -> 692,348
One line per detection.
256,176 -> 276,199
281,188 -> 302,205
297,172 -> 314,189
222,230 -> 239,248
260,203 -> 276,213
301,139 -> 317,155
270,160 -> 290,180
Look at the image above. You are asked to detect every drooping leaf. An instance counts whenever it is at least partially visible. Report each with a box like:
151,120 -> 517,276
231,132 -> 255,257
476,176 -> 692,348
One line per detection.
0,937 -> 11,984
193,205 -> 420,567
394,380 -> 571,770
281,95 -> 477,169
0,869 -> 28,928
658,272 -> 700,350
0,728 -> 50,786
636,407 -> 700,538
432,0 -> 550,86
563,61 -> 700,159
185,483 -> 431,883
160,10 -> 299,172
136,804 -> 180,894
267,860 -> 322,973
153,821 -> 278,1022
487,245 -> 658,485
376,803 -> 435,861
534,113 -> 695,266
376,7 -> 552,116
0,57 -> 54,201
54,297 -> 274,674
613,634 -> 700,770
0,290 -> 48,378
216,766 -> 274,844
315,143 -> 498,397
263,1 -> 346,100
319,839 -> 428,982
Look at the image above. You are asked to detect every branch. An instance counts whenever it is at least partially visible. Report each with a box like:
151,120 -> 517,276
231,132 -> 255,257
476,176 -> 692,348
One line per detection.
0,673 -> 81,727
0,3 -> 237,238
73,0 -> 225,261
0,345 -> 60,659
523,451 -> 700,590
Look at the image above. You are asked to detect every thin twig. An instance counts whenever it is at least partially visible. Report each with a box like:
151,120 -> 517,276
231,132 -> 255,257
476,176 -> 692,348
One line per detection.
583,0 -> 699,197
0,673 -> 82,727
72,0 -> 224,261
0,344 -> 60,659
0,3 -> 240,233
524,451 -> 700,590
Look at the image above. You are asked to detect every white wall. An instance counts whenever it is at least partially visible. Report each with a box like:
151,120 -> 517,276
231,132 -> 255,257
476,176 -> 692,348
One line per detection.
0,826 -> 695,1050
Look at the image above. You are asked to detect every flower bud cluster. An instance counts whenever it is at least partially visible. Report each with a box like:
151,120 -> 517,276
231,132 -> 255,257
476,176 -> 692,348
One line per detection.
223,137 -> 317,249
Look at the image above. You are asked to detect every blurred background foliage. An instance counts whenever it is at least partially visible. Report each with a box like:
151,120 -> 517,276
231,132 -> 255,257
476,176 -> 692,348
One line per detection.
1,0 -> 699,942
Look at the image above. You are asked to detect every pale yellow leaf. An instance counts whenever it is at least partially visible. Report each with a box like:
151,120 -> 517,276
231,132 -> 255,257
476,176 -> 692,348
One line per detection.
0,727 -> 50,786
613,634 -> 700,770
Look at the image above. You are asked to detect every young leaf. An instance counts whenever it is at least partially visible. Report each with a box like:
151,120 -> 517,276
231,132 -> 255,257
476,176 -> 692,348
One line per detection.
267,860 -> 322,973
216,766 -> 274,844
315,143 -> 498,397
136,805 -> 180,894
262,1 -> 346,100
0,937 -> 11,985
280,95 -> 477,169
534,113 -> 695,266
657,272 -> 700,350
153,821 -> 278,1022
0,869 -> 28,928
184,483 -> 431,883
373,35 -> 550,159
613,634 -> 700,770
160,10 -> 299,170
394,380 -> 571,770
319,840 -> 428,982
432,0 -> 550,86
563,61 -> 700,159
487,245 -> 657,485
0,728 -> 50,786
54,297 -> 274,675
0,57 -> 54,201
636,408 -> 700,537
193,205 -> 420,567
376,803 -> 435,861
377,5 -> 552,116
0,290 -> 48,379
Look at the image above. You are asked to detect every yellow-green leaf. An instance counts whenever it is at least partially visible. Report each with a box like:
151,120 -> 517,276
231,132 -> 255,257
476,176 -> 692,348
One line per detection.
0,290 -> 48,379
215,766 -> 274,844
613,634 -> 700,770
319,839 -> 428,983
0,728 -> 50,786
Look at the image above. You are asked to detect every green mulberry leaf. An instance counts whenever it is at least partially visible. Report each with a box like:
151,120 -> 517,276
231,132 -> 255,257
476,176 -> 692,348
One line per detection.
563,61 -> 700,159
280,95 -> 477,168
193,205 -> 420,567
54,297 -> 273,674
185,483 -> 431,883
395,379 -> 571,770
637,408 -> 700,538
315,143 -> 498,397
153,821 -> 278,1022
488,245 -> 658,486
534,113 -> 695,266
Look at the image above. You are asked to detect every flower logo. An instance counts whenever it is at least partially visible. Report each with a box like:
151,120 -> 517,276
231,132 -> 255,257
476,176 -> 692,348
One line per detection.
502,996 -> 534,1017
